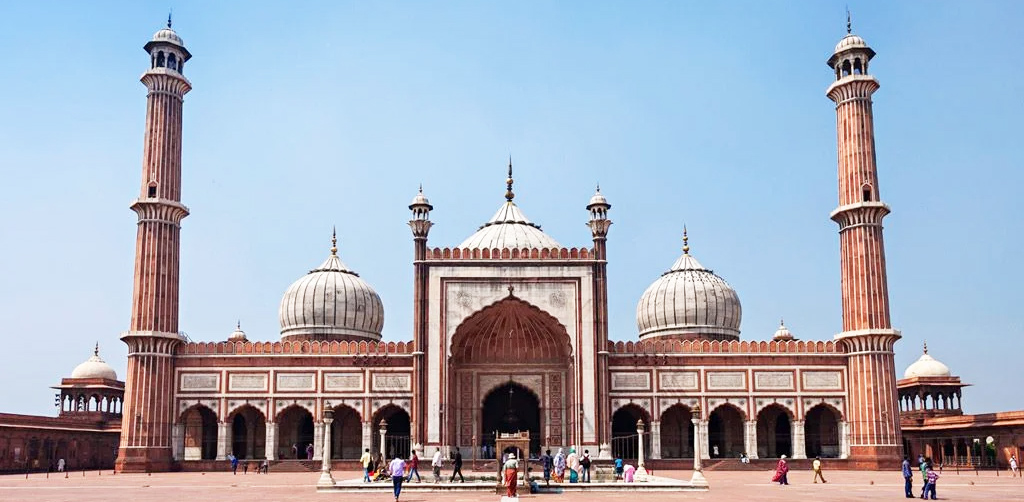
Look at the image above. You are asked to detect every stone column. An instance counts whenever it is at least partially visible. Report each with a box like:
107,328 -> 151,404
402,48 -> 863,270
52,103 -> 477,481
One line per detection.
379,420 -> 388,458
172,424 -> 185,461
216,421 -> 230,460
318,410 -> 335,487
690,405 -> 708,487
745,420 -> 758,459
839,421 -> 850,459
792,420 -> 806,459
361,421 -> 373,455
698,420 -> 710,460
265,422 -> 277,460
635,420 -> 649,480
313,422 -> 325,460
650,421 -> 662,460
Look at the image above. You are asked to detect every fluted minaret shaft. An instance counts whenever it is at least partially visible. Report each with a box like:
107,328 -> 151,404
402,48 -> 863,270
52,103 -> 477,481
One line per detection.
117,24 -> 192,473
826,33 -> 902,466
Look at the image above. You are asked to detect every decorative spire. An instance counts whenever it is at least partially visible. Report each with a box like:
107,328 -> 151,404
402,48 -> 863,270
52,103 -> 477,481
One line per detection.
846,7 -> 851,34
505,157 -> 515,202
94,341 -> 100,357
418,183 -> 423,194
330,226 -> 338,256
780,318 -> 785,327
596,183 -> 601,193
168,10 -> 173,29
682,226 -> 690,255
923,340 -> 928,354
236,320 -> 241,330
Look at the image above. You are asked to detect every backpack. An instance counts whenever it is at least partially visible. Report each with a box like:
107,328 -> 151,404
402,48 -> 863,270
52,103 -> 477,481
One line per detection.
581,456 -> 591,468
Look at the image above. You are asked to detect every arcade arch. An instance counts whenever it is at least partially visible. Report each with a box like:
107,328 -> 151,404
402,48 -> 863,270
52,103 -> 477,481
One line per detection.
611,404 -> 650,461
229,405 -> 266,460
804,404 -> 842,458
708,404 -> 745,458
180,404 -> 217,460
276,405 -> 314,460
373,404 -> 411,459
756,404 -> 792,458
329,404 -> 362,459
659,404 -> 694,458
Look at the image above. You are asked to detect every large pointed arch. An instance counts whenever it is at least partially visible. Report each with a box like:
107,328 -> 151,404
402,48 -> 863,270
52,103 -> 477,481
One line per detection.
450,296 -> 572,365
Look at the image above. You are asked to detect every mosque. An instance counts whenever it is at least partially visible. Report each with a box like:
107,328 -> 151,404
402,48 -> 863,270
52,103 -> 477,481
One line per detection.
1,19 -> 1021,474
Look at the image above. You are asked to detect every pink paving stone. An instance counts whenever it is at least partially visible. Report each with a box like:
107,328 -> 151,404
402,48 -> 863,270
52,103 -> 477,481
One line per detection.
1,468 -> 1022,502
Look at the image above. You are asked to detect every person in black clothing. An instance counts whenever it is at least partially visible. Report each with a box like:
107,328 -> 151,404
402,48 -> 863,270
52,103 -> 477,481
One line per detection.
449,447 -> 465,483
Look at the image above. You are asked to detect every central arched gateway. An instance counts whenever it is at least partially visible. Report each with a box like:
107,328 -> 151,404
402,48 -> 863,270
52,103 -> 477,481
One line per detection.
448,296 -> 573,457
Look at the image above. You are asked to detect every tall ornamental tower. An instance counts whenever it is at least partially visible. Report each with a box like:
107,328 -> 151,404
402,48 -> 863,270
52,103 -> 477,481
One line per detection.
586,186 -> 613,454
408,185 -> 433,446
115,18 -> 192,473
826,19 -> 902,466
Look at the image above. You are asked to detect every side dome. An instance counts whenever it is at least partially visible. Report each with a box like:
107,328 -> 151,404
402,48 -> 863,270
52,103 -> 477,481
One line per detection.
636,231 -> 742,341
903,343 -> 951,378
278,233 -> 384,341
71,344 -> 118,380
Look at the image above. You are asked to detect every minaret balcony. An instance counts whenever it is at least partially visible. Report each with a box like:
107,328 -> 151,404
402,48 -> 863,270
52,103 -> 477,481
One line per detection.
830,201 -> 890,230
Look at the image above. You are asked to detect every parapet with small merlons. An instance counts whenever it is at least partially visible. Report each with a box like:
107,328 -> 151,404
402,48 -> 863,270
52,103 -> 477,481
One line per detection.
423,246 -> 594,261
176,339 -> 415,356
608,339 -> 841,354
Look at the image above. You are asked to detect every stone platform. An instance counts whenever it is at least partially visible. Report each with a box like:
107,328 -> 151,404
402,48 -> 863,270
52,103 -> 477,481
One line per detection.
317,474 -> 707,493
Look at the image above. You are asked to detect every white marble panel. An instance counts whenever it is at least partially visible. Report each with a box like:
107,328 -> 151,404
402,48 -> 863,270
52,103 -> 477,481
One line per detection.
180,373 -> 219,392
229,373 -> 268,391
707,372 -> 746,390
802,371 -> 843,390
659,372 -> 699,390
755,371 -> 794,390
611,372 -> 651,391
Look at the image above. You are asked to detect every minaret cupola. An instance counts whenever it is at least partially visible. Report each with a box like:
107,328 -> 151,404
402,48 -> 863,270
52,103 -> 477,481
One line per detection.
145,14 -> 191,75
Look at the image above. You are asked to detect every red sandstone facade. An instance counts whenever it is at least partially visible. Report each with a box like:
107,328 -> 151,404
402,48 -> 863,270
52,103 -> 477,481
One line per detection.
103,20 -> 920,473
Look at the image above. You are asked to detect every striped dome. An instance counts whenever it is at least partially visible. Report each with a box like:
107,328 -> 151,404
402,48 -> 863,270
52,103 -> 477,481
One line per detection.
636,234 -> 741,341
278,240 -> 384,341
458,201 -> 561,250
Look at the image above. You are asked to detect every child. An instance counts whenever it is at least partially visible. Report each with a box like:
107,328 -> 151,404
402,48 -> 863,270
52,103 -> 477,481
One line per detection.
923,466 -> 939,500
614,455 -> 624,480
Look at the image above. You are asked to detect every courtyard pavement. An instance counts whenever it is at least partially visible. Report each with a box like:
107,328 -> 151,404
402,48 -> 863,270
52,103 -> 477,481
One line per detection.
0,467 -> 1021,501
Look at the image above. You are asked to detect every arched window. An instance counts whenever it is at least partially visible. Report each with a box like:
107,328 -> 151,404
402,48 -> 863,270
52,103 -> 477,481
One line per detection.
168,53 -> 177,70
148,182 -> 158,198
862,184 -> 872,202
841,60 -> 851,77
156,51 -> 165,68
853,58 -> 863,75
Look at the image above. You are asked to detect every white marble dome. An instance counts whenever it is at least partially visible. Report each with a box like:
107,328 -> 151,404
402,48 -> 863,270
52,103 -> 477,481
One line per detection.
834,33 -> 869,53
773,320 -> 794,341
279,238 -> 384,341
71,344 -> 118,380
904,344 -> 951,378
228,322 -> 247,341
636,234 -> 742,341
458,201 -> 561,250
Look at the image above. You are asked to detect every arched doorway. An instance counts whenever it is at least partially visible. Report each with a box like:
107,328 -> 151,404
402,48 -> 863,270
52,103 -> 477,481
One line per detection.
708,404 -> 745,458
230,405 -> 266,459
611,405 -> 650,461
482,382 -> 541,456
804,404 -> 841,458
659,404 -> 694,458
449,296 -> 573,453
756,404 -> 792,458
277,405 -> 314,460
373,405 -> 411,460
181,405 -> 217,460
330,405 -> 362,459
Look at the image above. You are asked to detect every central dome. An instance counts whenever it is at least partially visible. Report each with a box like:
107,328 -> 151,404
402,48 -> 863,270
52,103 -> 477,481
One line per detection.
457,160 -> 561,250
636,231 -> 742,341
278,233 -> 384,341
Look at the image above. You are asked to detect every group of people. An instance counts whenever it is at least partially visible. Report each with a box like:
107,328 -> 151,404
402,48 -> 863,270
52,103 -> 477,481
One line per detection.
358,447 -> 466,501
537,448 -> 594,484
225,454 -> 269,475
903,455 -> 940,499
770,455 -> 827,485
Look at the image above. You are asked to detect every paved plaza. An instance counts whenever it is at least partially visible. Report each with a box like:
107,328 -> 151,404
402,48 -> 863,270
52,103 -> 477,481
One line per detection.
1,468 -> 1021,501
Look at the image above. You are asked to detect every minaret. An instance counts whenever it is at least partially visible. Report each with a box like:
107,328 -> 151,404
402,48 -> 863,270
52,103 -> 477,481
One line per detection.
826,16 -> 902,465
408,184 -> 433,446
116,16 -> 192,473
586,186 -> 612,456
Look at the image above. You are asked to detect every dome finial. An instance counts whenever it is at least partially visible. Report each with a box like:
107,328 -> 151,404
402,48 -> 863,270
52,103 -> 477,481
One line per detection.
168,10 -> 173,29
846,7 -> 852,34
596,183 -> 601,193
237,319 -> 241,330
330,226 -> 338,256
418,183 -> 423,194
682,225 -> 690,255
505,156 -> 515,202
780,318 -> 785,327
923,340 -> 928,354
94,341 -> 99,357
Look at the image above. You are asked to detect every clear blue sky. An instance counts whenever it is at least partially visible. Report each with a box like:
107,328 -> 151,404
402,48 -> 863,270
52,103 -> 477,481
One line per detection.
0,1 -> 1020,416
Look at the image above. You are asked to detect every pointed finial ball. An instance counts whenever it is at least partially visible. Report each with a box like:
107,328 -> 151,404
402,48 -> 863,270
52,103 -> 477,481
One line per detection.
94,341 -> 100,357
923,341 -> 928,354
330,227 -> 338,256
168,11 -> 173,29
682,226 -> 690,254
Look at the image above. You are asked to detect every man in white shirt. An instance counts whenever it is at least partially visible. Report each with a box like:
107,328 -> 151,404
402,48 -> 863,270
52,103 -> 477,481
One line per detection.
388,455 -> 407,501
431,448 -> 444,483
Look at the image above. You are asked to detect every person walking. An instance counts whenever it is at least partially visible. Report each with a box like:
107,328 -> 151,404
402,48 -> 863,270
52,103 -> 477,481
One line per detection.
812,456 -> 827,483
614,455 -> 624,480
922,465 -> 939,500
771,455 -> 789,485
292,443 -> 299,459
1010,454 -> 1019,477
503,452 -> 519,497
405,450 -> 421,482
229,453 -> 239,474
306,443 -> 314,460
431,448 -> 443,483
553,448 -> 566,483
540,449 -> 553,485
902,455 -> 914,498
388,454 -> 407,502
580,450 -> 592,483
360,448 -> 373,482
566,448 -> 580,483
56,458 -> 65,473
449,447 -> 465,482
